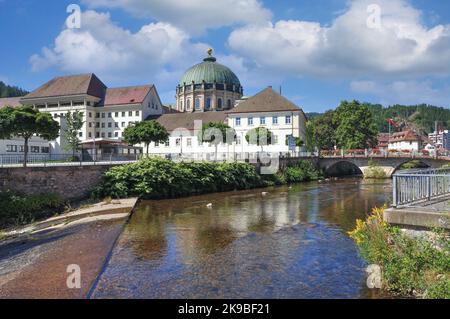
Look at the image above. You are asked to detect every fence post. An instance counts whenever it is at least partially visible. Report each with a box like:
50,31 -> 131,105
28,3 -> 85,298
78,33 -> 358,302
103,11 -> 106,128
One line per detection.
393,175 -> 397,207
427,176 -> 431,202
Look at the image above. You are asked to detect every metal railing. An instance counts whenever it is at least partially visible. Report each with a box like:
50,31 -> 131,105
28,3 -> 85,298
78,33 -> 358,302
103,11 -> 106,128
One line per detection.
0,153 -> 140,168
392,167 -> 450,207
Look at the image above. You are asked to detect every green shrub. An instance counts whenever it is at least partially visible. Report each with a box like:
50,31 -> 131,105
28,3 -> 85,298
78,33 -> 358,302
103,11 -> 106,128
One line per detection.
93,158 -> 264,199
349,207 -> 450,299
364,166 -> 387,179
0,191 -> 65,229
282,160 -> 322,183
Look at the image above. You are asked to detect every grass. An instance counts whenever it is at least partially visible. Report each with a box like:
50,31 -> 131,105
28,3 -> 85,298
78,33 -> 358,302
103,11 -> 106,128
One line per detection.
348,206 -> 450,299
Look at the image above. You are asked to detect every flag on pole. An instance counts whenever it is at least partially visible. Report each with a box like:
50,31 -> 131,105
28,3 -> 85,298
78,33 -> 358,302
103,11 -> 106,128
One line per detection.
387,118 -> 399,127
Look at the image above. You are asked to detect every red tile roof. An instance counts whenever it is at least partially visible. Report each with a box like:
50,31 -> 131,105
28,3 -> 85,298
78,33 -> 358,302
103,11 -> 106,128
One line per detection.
389,130 -> 421,142
103,85 -> 153,106
22,73 -> 106,100
0,97 -> 22,109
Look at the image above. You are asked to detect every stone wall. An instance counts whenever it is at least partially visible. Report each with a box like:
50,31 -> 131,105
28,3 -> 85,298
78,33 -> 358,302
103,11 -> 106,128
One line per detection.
0,165 -> 114,201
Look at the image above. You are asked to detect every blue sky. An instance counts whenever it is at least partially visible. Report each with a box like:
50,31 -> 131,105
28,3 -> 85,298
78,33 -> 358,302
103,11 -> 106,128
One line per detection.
0,0 -> 449,112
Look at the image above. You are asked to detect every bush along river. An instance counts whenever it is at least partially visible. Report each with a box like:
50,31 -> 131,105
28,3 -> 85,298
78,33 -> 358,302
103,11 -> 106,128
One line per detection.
90,178 -> 392,299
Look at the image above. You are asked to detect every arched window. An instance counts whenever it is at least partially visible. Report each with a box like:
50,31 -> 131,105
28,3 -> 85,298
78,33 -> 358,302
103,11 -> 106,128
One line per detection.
217,98 -> 222,109
180,100 -> 183,111
205,98 -> 211,110
227,99 -> 232,108
195,98 -> 200,110
187,99 -> 191,110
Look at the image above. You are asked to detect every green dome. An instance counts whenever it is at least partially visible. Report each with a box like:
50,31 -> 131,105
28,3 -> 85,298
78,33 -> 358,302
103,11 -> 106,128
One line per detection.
179,54 -> 241,87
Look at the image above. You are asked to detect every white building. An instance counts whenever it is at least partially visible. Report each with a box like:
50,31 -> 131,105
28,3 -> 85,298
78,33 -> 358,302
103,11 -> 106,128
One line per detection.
428,130 -> 450,150
388,130 -> 422,152
1,73 -> 167,160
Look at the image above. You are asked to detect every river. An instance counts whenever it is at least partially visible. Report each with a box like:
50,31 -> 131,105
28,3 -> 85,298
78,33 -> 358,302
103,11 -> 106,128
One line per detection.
91,178 -> 392,299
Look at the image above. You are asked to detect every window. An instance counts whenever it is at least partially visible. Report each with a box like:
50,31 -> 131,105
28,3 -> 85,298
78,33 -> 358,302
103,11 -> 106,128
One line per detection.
108,122 -> 112,128
101,113 -> 105,118
176,138 -> 181,146
96,132 -> 100,138
88,132 -> 92,138
195,98 -> 200,110
115,112 -> 119,117
115,122 -> 119,128
205,98 -> 211,110
30,146 -> 40,153
227,99 -> 232,108
115,132 -> 119,137
88,112 -> 92,118
79,132 -> 83,137
217,98 -> 222,109
96,113 -> 100,118
180,100 -> 184,110
108,112 -> 112,118
96,122 -> 100,128
108,132 -> 112,138
41,147 -> 50,153
187,99 -> 191,110
136,111 -> 140,117
272,116 -> 278,125
285,116 -> 292,124
248,117 -> 254,126
6,145 -> 17,152
101,132 -> 105,138
165,140 -> 170,147
155,141 -> 159,147
19,145 -> 27,152
122,122 -> 125,127
129,111 -> 132,116
101,123 -> 105,128
187,138 -> 192,147
273,135 -> 278,145
89,122 -> 92,128
122,112 -> 126,117
236,117 -> 241,126
260,117 -> 266,125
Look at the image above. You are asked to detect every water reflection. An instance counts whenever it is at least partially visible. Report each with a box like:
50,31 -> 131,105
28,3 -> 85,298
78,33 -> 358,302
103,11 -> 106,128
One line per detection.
92,178 -> 391,299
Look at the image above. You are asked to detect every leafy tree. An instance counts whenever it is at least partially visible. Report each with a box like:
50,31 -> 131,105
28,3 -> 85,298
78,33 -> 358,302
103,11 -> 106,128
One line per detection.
198,122 -> 235,160
0,106 -> 59,167
123,120 -> 169,154
64,111 -> 84,158
0,81 -> 28,98
334,100 -> 378,149
312,110 -> 337,151
245,127 -> 273,152
305,121 -> 316,152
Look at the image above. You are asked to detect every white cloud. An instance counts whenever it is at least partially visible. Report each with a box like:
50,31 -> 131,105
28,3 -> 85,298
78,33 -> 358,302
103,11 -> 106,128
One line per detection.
228,0 -> 450,78
81,0 -> 271,34
351,80 -> 450,106
30,10 -> 209,87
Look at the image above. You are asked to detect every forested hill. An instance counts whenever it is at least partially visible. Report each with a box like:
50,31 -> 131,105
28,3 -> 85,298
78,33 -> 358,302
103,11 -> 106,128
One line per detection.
307,103 -> 450,135
0,81 -> 29,98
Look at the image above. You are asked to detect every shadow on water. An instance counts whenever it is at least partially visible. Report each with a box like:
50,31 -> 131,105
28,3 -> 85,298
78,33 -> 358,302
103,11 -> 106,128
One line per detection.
92,177 -> 393,299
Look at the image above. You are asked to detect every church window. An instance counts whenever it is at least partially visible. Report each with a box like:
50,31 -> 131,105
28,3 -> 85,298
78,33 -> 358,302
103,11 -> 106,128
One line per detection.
217,98 -> 222,109
187,99 -> 191,110
227,99 -> 232,108
195,98 -> 201,110
205,98 -> 211,110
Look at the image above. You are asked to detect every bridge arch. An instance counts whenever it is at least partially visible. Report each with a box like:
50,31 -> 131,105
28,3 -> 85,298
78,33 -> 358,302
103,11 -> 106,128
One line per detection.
322,160 -> 363,177
391,159 -> 431,175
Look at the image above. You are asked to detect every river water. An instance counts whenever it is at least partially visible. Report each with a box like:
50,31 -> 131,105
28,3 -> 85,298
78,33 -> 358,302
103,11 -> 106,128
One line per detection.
91,178 -> 392,299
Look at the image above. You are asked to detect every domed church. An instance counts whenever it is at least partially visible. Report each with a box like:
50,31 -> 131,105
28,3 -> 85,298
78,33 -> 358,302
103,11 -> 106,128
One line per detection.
175,49 -> 243,112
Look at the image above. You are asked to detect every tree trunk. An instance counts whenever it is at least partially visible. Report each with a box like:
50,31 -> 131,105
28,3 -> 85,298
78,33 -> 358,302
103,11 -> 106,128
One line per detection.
146,143 -> 149,155
215,144 -> 218,161
23,137 -> 29,168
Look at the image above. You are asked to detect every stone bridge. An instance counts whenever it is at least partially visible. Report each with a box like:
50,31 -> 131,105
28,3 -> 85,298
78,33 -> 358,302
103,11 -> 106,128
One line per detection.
317,156 -> 450,177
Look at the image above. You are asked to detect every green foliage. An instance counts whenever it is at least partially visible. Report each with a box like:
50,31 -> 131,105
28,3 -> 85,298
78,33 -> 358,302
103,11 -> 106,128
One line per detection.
349,207 -> 450,299
334,100 -> 378,149
399,160 -> 428,170
123,120 -> 169,154
0,81 -> 28,98
64,111 -> 84,156
364,160 -> 388,179
198,122 -> 235,159
311,110 -> 337,151
0,191 -> 65,229
93,158 -> 264,199
283,160 -> 322,183
245,127 -> 273,151
0,106 -> 60,166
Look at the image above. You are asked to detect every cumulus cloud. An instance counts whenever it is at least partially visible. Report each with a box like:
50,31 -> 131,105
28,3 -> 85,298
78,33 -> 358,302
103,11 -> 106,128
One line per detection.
228,0 -> 450,78
81,0 -> 271,34
30,10 -> 209,85
351,80 -> 450,106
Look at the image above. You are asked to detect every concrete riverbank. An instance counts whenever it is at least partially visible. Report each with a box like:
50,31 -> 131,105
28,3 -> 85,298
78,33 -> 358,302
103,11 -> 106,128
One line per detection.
0,198 -> 138,299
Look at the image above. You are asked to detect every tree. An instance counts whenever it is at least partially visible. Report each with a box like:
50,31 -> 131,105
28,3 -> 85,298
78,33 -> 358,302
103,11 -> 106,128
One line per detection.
305,121 -> 316,152
313,110 -> 337,151
0,106 -> 60,167
334,100 -> 378,149
198,122 -> 235,160
245,127 -> 273,152
64,111 -> 84,158
123,120 -> 169,154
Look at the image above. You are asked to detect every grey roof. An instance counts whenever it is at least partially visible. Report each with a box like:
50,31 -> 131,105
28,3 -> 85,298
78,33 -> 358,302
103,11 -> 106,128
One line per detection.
153,111 -> 227,132
227,87 -> 301,114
